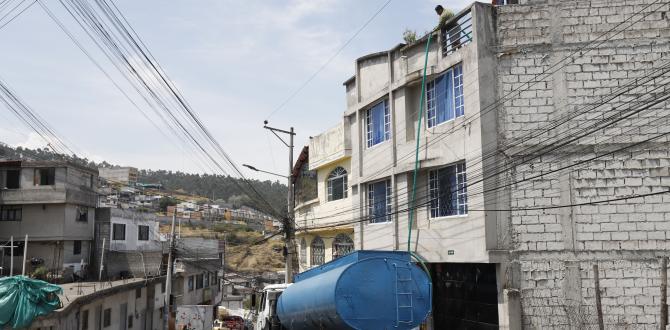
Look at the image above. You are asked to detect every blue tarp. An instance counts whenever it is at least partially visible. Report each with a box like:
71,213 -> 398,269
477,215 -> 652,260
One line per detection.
0,276 -> 62,329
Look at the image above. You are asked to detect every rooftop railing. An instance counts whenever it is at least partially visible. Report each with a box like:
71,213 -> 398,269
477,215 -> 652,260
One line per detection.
441,9 -> 473,57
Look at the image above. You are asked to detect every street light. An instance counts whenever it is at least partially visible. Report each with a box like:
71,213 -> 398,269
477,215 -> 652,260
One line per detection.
263,120 -> 296,284
242,164 -> 288,178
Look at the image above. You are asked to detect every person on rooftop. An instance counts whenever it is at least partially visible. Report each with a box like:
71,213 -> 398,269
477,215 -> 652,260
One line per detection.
435,5 -> 455,29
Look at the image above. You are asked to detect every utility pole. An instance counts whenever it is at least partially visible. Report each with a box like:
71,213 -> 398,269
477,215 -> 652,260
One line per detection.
164,213 -> 176,330
9,236 -> 13,276
98,238 -> 106,280
21,235 -> 28,276
263,121 -> 295,284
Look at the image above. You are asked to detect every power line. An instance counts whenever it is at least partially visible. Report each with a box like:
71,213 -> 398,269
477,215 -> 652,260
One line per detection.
265,0 -> 393,120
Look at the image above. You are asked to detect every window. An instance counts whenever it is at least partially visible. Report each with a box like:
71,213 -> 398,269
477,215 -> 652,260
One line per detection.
138,225 -> 149,241
332,234 -> 354,259
1,169 -> 20,189
3,241 -> 23,256
367,179 -> 392,223
188,276 -> 194,291
196,274 -> 204,289
204,272 -> 209,287
34,168 -> 55,186
103,308 -> 111,327
0,205 -> 22,221
429,162 -> 468,218
212,273 -> 217,287
427,63 -> 464,128
81,310 -> 89,330
112,223 -> 126,240
76,207 -> 88,222
299,238 -> 307,266
366,99 -> 390,147
135,287 -> 142,299
127,315 -> 133,328
310,236 -> 325,266
73,240 -> 82,255
327,167 -> 348,201
161,281 -> 166,293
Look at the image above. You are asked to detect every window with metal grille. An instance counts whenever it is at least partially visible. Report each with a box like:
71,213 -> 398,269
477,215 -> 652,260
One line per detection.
0,205 -> 22,221
300,238 -> 307,266
367,179 -> 392,223
112,223 -> 126,240
332,234 -> 354,259
327,167 -> 348,201
429,162 -> 468,218
366,99 -> 390,148
426,63 -> 464,128
138,225 -> 149,241
310,236 -> 325,266
188,276 -> 194,291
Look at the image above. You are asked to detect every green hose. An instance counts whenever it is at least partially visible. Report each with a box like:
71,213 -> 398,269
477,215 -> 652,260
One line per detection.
407,33 -> 432,252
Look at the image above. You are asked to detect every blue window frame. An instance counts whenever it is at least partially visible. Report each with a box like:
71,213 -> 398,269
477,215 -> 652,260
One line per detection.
429,162 -> 468,218
367,179 -> 392,223
427,63 -> 464,128
366,100 -> 390,147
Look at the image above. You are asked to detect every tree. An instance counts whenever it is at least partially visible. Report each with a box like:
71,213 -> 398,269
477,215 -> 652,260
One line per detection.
159,196 -> 178,212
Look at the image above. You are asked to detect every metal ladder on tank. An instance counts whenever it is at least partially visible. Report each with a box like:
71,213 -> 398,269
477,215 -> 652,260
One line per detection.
393,263 -> 414,327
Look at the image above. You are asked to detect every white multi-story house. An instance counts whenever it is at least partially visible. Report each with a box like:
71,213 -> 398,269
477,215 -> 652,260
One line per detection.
293,122 -> 356,272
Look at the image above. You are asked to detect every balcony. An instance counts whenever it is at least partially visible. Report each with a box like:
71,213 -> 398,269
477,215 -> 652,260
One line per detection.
441,8 -> 473,57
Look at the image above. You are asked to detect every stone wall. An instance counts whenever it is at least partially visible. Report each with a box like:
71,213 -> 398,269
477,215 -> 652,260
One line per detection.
497,0 -> 670,328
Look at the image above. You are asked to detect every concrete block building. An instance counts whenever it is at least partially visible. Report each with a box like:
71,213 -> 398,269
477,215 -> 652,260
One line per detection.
496,0 -> 670,328
313,0 -> 670,328
93,208 -> 165,279
0,160 -> 98,279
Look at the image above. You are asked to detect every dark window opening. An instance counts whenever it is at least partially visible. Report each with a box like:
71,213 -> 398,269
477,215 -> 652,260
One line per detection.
196,274 -> 204,289
0,205 -> 22,221
112,223 -> 126,240
3,169 -> 20,189
81,309 -> 89,330
188,276 -> 194,291
429,263 -> 499,329
73,240 -> 82,255
138,225 -> 149,241
34,168 -> 55,186
3,241 -> 23,256
136,287 -> 142,299
77,207 -> 88,222
127,315 -> 133,328
103,308 -> 111,327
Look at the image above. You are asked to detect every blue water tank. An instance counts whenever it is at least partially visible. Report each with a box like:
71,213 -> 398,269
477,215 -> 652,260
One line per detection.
277,250 -> 432,330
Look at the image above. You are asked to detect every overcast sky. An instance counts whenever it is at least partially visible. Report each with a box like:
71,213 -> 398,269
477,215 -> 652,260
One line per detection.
0,0 -> 471,181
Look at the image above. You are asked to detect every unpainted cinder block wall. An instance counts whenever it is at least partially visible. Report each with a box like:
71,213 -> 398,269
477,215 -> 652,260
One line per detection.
497,0 -> 670,328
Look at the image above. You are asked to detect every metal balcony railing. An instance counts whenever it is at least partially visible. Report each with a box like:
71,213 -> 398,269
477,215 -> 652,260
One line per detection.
441,9 -> 473,57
